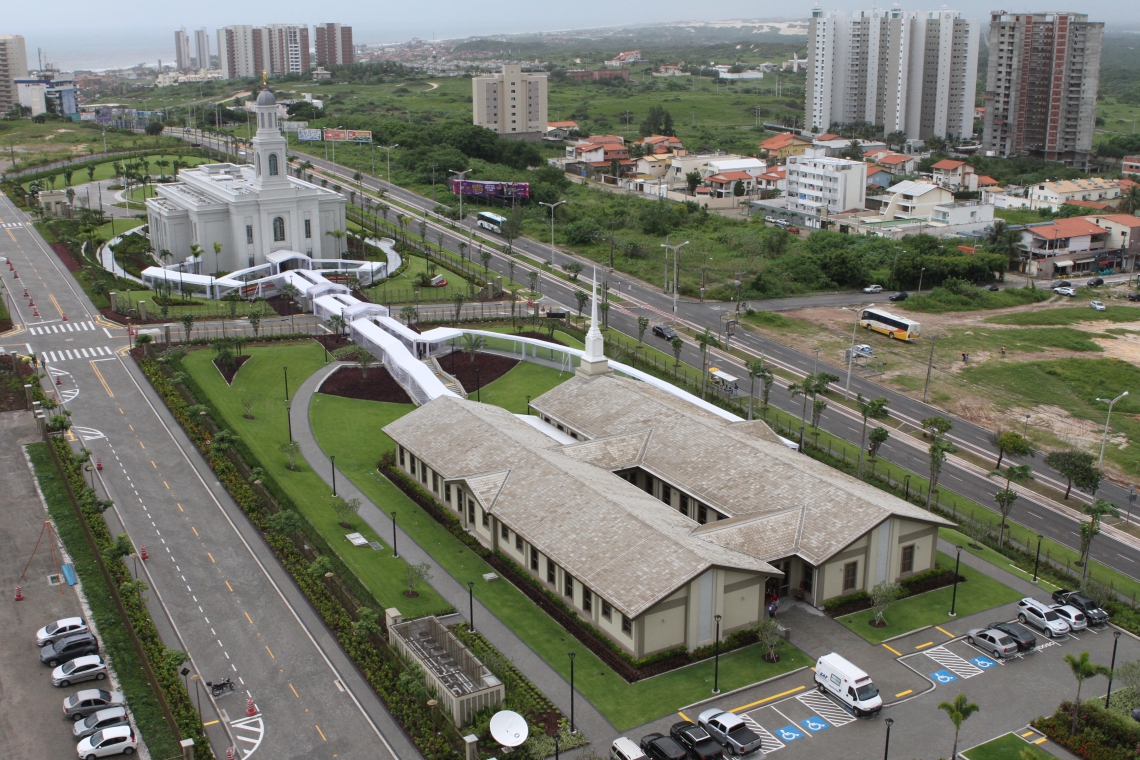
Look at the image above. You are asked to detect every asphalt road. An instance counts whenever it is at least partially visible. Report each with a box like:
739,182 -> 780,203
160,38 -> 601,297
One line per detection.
0,193 -> 418,760
167,130 -> 1140,589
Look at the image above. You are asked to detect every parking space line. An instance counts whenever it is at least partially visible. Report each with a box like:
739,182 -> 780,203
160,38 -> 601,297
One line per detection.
731,685 -> 806,712
203,720 -> 219,727
739,713 -> 784,752
1021,731 -> 1035,738
677,711 -> 691,723
290,683 -> 300,698
936,626 -> 954,637
882,643 -> 902,656
315,725 -> 327,742
1034,737 -> 1047,744
895,689 -> 913,698
915,641 -> 935,649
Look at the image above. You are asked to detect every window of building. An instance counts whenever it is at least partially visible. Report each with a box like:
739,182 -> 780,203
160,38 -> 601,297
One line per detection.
272,216 -> 285,242
515,533 -> 523,552
602,600 -> 612,621
900,545 -> 915,574
530,548 -> 539,571
843,561 -> 859,591
444,484 -> 451,503
679,495 -> 689,517
662,484 -> 672,505
621,614 -> 632,635
482,508 -> 489,528
501,523 -> 509,540
582,587 -> 592,613
547,558 -> 556,584
468,500 -> 475,524
409,454 -> 416,472
431,472 -> 438,492
246,224 -> 254,244
644,474 -> 654,495
564,574 -> 573,598
698,504 -> 708,524
304,219 -> 311,238
268,153 -> 279,176
398,446 -> 404,466
421,462 -> 428,483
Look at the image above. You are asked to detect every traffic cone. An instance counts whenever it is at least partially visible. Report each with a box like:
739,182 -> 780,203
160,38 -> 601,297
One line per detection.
12,271 -> 17,279
96,457 -> 102,471
139,546 -> 148,560
28,299 -> 33,306
32,308 -> 38,317
226,749 -> 236,760
7,261 -> 12,270
14,586 -> 23,601
245,699 -> 257,716
62,313 -> 68,322
22,288 -> 27,297
55,376 -> 61,386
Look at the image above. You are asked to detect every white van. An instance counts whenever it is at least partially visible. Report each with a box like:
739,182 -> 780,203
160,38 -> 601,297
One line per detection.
814,653 -> 883,716
610,736 -> 647,760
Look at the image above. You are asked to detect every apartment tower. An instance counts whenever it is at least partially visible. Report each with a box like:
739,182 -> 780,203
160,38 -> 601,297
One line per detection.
472,63 -> 548,137
0,34 -> 28,115
264,24 -> 310,75
314,23 -> 354,67
218,25 -> 262,80
174,28 -> 191,72
193,27 -> 210,70
806,6 -> 978,140
981,11 -> 1104,169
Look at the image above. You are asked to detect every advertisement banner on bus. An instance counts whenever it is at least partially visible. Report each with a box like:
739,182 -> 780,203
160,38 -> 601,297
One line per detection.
297,129 -> 324,141
323,128 -> 348,142
346,130 -> 372,143
451,179 -> 530,199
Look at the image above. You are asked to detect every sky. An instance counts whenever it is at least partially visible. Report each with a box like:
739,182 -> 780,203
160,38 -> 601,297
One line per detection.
8,0 -> 1133,71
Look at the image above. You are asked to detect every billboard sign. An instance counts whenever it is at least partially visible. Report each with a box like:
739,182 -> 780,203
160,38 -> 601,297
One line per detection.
323,128 -> 348,142
281,120 -> 308,131
346,129 -> 372,143
297,128 -> 323,142
451,179 -> 531,199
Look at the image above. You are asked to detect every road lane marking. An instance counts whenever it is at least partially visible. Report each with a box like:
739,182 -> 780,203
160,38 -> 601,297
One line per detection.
1034,738 -> 1047,745
163,481 -> 169,489
1021,731 -> 1035,737
151,461 -> 157,468
731,685 -> 806,712
177,503 -> 184,512
895,690 -> 913,698
882,643 -> 902,656
315,725 -> 327,742
225,580 -> 234,592
49,293 -> 64,318
208,552 -> 215,563
915,641 -> 935,650
245,611 -> 253,624
678,711 -> 691,723
203,720 -> 219,727
289,683 -> 299,698
139,441 -> 145,449
266,645 -> 275,658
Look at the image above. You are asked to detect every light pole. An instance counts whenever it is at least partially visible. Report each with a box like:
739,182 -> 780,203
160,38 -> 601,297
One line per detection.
1096,391 -> 1129,471
844,308 -> 859,400
391,511 -> 398,558
468,581 -> 475,634
568,652 -> 577,734
330,455 -> 336,497
949,545 -> 962,617
660,240 -> 689,324
283,366 -> 289,401
553,734 -> 560,760
286,405 -> 292,442
904,475 -> 911,502
1032,534 -> 1043,584
449,168 -> 469,231
539,200 -> 567,268
381,144 -> 398,189
883,717 -> 894,760
1106,630 -> 1123,708
1023,413 -> 1031,438
712,613 -> 722,694
918,266 -> 926,293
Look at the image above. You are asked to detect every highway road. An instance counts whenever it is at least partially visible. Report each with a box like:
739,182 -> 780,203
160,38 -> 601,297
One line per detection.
0,193 -> 418,759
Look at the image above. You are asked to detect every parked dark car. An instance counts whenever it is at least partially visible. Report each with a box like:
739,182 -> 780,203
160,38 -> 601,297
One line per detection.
652,324 -> 679,341
888,291 -> 909,302
41,633 -> 99,667
988,621 -> 1037,651
1052,280 -> 1072,288
986,285 -> 1001,291
1128,292 -> 1140,302
640,732 -> 689,760
1051,590 -> 1110,626
670,721 -> 725,760
1087,277 -> 1105,286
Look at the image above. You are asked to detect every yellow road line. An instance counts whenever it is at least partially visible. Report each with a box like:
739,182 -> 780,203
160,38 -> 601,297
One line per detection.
202,720 -> 219,727
245,611 -> 254,625
225,581 -> 233,592
208,552 -> 215,563
139,441 -> 145,449
151,461 -> 157,468
289,683 -> 299,698
915,641 -> 935,650
163,481 -> 169,489
315,725 -> 327,742
49,293 -> 64,318
266,645 -> 275,659
1021,731 -> 1035,738
191,526 -> 198,536
936,626 -> 954,638
7,229 -> 15,242
89,361 -> 114,397
177,503 -> 184,512
127,425 -> 133,432
677,711 -> 691,723
731,685 -> 806,712
895,689 -> 913,698
1033,738 -> 1047,745
882,643 -> 902,656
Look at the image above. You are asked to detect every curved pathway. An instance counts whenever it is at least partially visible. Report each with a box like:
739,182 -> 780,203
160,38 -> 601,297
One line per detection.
291,361 -> 615,753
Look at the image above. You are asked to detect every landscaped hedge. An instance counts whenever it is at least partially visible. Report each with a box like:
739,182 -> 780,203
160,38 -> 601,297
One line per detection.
1034,700 -> 1140,760
821,565 -> 964,617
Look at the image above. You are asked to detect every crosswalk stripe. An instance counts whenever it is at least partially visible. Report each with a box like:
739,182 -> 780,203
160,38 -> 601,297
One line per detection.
80,348 -> 90,358
48,351 -> 57,363
66,350 -> 75,360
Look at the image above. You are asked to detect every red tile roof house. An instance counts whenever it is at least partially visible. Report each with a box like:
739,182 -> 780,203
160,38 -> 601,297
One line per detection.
706,171 -> 756,198
1086,214 -> 1140,271
637,135 -> 684,154
1019,217 -> 1111,277
757,165 -> 787,191
874,153 -> 918,175
930,159 -> 977,191
1064,199 -> 1117,212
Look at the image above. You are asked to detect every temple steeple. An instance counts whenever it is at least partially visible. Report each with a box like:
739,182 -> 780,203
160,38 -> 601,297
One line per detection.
576,267 -> 612,378
250,86 -> 289,191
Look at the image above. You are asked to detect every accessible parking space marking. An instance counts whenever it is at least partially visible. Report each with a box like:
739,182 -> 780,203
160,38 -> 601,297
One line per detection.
924,645 -> 983,679
795,691 -> 856,727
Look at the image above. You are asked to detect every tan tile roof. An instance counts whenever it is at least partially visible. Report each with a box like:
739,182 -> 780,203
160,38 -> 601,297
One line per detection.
931,159 -> 966,170
384,397 -> 775,617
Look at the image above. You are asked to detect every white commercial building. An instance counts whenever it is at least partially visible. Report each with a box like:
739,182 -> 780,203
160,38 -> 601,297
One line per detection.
146,87 -> 346,272
785,151 -> 866,225
472,63 -> 548,137
0,34 -> 28,115
1026,178 -> 1122,212
806,6 -> 978,140
194,27 -> 210,70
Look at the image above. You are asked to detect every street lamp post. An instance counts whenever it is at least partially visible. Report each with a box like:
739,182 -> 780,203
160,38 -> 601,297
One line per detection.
1106,630 -> 1123,708
883,717 -> 894,760
449,168 -> 469,231
1032,534 -> 1043,583
330,455 -> 336,497
468,581 -> 475,634
949,545 -> 963,616
904,475 -> 911,502
283,366 -> 289,401
475,367 -> 481,403
526,395 -> 531,415
391,511 -> 398,558
539,200 -> 567,268
844,309 -> 859,400
660,240 -> 690,324
1096,391 -> 1129,471
712,613 -> 722,694
568,652 -> 577,734
1023,413 -> 1031,438
918,266 -> 926,293
553,734 -> 560,760
382,144 -> 399,189
286,405 -> 292,442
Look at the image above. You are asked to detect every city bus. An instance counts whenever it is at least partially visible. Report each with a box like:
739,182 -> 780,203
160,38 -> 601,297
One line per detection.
859,308 -> 921,342
476,211 -> 508,234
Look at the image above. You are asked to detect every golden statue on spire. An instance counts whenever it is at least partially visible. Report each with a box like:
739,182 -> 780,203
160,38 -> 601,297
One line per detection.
262,69 -> 267,86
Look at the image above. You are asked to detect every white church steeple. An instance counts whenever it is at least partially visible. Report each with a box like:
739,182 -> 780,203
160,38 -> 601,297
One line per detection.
576,266 -> 612,378
250,85 -> 289,191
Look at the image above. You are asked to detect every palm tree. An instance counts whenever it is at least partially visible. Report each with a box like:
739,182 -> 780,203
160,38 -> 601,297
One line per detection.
452,293 -> 466,324
1064,651 -> 1112,734
745,358 -> 769,421
1119,184 -> 1140,215
1080,499 -> 1121,580
984,219 -> 1024,266
356,350 -> 377,380
856,395 -> 891,477
212,241 -> 223,277
461,332 -> 483,362
695,327 -> 714,397
938,693 -> 980,759
326,314 -> 346,338
326,229 -> 346,257
400,305 -> 418,326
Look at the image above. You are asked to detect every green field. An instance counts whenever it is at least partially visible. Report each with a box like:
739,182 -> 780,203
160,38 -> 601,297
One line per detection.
986,304 -> 1140,326
837,552 -> 1022,643
899,286 -> 1053,314
962,733 -> 1051,760
938,326 -> 1106,355
20,153 -> 211,193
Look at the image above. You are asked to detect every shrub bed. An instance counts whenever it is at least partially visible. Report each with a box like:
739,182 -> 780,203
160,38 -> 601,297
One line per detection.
1033,700 -> 1140,760
823,566 -> 964,617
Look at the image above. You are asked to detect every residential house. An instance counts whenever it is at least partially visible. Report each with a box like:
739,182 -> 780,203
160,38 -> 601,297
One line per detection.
759,132 -> 813,162
1124,156 -> 1140,180
546,120 -> 579,139
604,50 -> 643,67
976,175 -> 999,190
705,157 -> 767,180
930,159 -> 977,191
1064,199 -> 1116,213
706,171 -> 755,198
837,200 -> 994,239
874,153 -> 919,176
757,165 -> 787,193
1086,214 -> 1140,272
652,65 -> 690,77
1019,217 -> 1110,277
866,164 -> 894,190
664,153 -> 761,190
1027,178 -> 1122,212
635,154 -> 672,180
637,134 -> 684,155
878,181 -> 953,219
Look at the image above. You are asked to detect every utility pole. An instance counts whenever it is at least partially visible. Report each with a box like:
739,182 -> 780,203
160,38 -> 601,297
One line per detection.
661,240 -> 689,324
922,335 -> 938,404
844,312 -> 859,400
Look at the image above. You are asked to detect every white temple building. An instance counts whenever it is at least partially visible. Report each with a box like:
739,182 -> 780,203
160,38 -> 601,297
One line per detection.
146,86 -> 346,272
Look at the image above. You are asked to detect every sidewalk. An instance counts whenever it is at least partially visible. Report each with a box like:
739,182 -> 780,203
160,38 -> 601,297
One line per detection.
290,362 -> 615,752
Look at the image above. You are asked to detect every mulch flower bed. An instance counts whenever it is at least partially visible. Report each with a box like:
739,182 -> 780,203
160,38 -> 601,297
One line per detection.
213,355 -> 251,385
315,333 -> 352,351
440,351 -> 518,393
0,316 -> 12,333
507,330 -> 566,346
264,295 -> 298,317
318,366 -> 412,404
48,243 -> 82,272
0,354 -> 34,412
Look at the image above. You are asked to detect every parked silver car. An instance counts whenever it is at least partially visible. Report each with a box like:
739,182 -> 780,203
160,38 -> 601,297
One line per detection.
965,628 -> 1019,659
35,617 -> 89,647
52,655 -> 108,687
697,708 -> 764,756
1017,598 -> 1071,638
73,707 -> 130,740
1050,604 -> 1088,631
63,689 -> 126,721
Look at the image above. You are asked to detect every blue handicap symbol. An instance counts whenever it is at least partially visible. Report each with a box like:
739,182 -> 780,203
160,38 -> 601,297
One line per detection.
776,725 -> 805,742
800,716 -> 830,733
930,669 -> 958,684
971,656 -> 997,670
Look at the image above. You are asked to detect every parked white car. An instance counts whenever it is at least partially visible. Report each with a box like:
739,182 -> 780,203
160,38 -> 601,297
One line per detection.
35,617 -> 88,646
52,655 -> 107,687
1050,604 -> 1089,631
1053,286 -> 1077,297
853,344 -> 874,356
1090,300 -> 1106,311
75,725 -> 137,758
863,285 -> 883,294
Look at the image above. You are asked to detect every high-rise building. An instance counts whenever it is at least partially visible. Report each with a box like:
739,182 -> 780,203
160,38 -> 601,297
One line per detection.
194,27 -> 210,70
218,25 -> 261,80
806,6 -> 978,141
264,24 -> 310,75
472,63 -> 548,137
314,23 -> 354,67
174,28 -> 191,72
981,11 -> 1104,169
0,34 -> 29,115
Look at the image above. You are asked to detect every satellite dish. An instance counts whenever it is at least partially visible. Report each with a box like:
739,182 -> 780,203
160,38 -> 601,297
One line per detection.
489,710 -> 529,747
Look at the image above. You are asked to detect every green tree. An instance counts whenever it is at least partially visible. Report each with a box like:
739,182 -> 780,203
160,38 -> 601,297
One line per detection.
1064,651 -> 1112,734
573,289 -> 589,317
461,332 -> 483,361
279,440 -> 301,470
1119,184 -> 1140,215
246,306 -> 264,338
685,170 -> 703,195
356,350 -> 377,380
267,510 -> 303,534
180,313 -> 195,342
1043,450 -> 1098,500
868,427 -> 890,459
922,416 -> 956,509
696,327 -> 714,396
452,292 -> 466,324
745,358 -> 772,421
352,607 -> 383,638
670,336 -> 684,371
856,395 -> 890,476
991,464 -> 1034,547
400,305 -> 418,325
403,562 -> 434,596
994,429 -> 1031,469
637,316 -> 649,344
1080,499 -> 1121,579
938,693 -> 980,760
870,580 -> 904,626
325,314 -> 346,337
985,219 -> 1024,263
308,555 -> 334,578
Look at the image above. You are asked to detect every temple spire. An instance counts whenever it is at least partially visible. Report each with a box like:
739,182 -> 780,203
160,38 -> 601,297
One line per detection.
577,267 -> 611,378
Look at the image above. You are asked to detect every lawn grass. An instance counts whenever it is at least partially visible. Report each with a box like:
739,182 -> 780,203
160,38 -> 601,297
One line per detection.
938,326 -> 1104,355
119,289 -> 268,320
27,442 -> 181,760
179,344 -> 450,618
98,218 -> 145,241
467,359 -> 572,413
20,154 -> 211,192
899,286 -> 1053,314
962,732 -> 1051,760
310,390 -> 813,730
986,305 -> 1140,326
836,552 -> 1023,643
